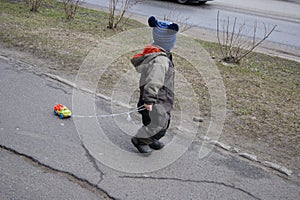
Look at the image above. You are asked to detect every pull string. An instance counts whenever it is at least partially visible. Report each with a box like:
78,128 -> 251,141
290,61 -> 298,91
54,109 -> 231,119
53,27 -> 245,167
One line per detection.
72,105 -> 145,119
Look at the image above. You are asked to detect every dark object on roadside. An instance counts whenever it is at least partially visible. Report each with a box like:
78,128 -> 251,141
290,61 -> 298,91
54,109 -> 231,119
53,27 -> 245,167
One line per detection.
175,0 -> 213,5
193,117 -> 204,122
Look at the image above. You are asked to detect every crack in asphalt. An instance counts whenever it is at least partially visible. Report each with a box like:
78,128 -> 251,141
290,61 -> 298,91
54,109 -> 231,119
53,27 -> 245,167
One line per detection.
0,144 -> 116,200
120,175 -> 261,200
46,82 -> 72,95
81,142 -> 105,185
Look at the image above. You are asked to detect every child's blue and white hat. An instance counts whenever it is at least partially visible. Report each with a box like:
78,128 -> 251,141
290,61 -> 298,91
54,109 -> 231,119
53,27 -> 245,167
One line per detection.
148,16 -> 179,52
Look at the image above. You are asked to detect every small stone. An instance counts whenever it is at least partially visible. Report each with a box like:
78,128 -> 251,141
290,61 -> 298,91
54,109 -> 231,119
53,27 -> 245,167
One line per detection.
203,136 -> 210,141
126,114 -> 132,121
60,123 -> 64,126
238,152 -> 257,162
193,117 -> 204,122
198,135 -> 211,141
230,147 -> 240,153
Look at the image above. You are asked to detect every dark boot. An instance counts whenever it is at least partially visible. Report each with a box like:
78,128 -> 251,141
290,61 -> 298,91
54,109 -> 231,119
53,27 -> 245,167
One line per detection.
131,137 -> 152,154
149,140 -> 164,150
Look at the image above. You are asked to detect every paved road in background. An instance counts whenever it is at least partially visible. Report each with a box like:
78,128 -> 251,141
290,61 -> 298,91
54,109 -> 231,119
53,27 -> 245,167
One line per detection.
85,0 -> 300,49
1,55 -> 299,198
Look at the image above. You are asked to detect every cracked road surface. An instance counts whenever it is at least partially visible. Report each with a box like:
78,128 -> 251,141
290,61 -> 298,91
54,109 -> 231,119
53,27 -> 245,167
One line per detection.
0,147 -> 110,200
0,58 -> 299,199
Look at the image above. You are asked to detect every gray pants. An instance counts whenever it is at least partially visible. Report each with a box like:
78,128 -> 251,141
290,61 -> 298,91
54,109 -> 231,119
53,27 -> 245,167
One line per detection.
135,104 -> 170,145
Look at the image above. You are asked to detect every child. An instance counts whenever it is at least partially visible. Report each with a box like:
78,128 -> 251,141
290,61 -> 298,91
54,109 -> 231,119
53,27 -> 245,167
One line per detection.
131,16 -> 179,153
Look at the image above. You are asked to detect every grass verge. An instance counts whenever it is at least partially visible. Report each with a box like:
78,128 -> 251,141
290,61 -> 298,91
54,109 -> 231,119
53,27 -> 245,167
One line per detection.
0,0 -> 143,73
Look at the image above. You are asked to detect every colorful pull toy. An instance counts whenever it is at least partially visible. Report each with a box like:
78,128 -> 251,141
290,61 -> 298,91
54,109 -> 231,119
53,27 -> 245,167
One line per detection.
54,104 -> 72,119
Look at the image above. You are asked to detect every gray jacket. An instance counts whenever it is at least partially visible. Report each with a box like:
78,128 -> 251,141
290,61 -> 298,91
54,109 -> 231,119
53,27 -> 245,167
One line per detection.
131,49 -> 175,114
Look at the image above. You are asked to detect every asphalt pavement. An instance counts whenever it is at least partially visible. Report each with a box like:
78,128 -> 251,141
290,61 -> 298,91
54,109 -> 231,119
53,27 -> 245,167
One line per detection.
1,58 -> 299,199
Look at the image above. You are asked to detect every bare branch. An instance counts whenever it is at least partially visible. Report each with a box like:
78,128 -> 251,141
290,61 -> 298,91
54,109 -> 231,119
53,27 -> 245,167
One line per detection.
163,6 -> 193,33
228,17 -> 237,58
217,11 -> 226,58
28,0 -> 44,12
108,0 -> 143,29
216,11 -> 277,64
252,21 -> 257,47
63,0 -> 81,21
236,24 -> 277,63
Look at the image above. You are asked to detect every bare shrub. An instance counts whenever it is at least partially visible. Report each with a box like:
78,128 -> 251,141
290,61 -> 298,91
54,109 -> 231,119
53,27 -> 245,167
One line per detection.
163,6 -> 193,33
108,0 -> 143,29
217,11 -> 277,64
26,0 -> 43,12
63,0 -> 81,21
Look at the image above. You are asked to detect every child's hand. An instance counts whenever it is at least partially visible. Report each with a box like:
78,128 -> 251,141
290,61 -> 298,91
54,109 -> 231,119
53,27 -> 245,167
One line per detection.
144,103 -> 153,111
